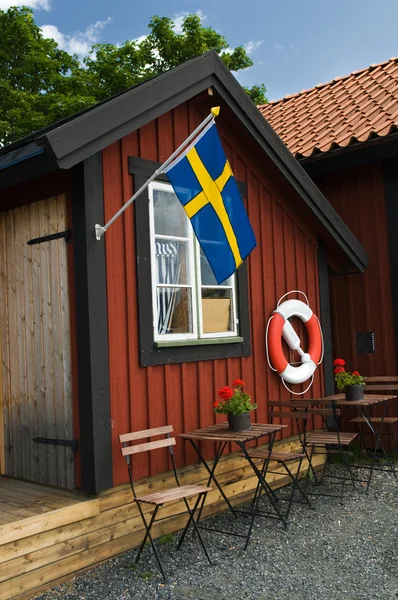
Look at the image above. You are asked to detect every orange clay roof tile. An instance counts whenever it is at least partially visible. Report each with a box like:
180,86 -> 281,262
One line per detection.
260,57 -> 398,157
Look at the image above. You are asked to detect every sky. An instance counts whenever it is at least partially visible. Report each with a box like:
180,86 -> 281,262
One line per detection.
3,0 -> 398,101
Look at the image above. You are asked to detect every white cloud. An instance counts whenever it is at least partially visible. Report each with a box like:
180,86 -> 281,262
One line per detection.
41,17 -> 112,57
172,9 -> 207,33
273,43 -> 285,51
244,40 -> 263,55
0,0 -> 50,9
134,35 -> 147,44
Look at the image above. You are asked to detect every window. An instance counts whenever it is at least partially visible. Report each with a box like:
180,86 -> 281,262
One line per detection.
148,181 -> 238,342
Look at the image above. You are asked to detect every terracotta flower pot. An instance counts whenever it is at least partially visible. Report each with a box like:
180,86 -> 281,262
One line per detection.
344,384 -> 364,401
228,412 -> 251,431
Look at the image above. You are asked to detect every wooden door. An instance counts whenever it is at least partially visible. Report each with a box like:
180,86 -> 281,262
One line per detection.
0,195 -> 75,489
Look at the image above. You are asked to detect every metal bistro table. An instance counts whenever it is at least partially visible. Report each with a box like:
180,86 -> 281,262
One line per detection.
178,422 -> 287,549
329,394 -> 398,491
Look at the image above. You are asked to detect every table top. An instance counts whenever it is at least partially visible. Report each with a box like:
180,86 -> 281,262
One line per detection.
327,393 -> 397,407
178,422 -> 286,443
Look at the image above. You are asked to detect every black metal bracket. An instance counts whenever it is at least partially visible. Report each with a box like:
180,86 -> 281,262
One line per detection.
27,230 -> 72,246
33,437 -> 79,454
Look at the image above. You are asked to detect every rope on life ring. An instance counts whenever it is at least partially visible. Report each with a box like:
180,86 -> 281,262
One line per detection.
266,291 -> 323,394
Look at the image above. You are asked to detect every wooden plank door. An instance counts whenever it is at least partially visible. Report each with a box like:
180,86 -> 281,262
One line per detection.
0,195 -> 75,489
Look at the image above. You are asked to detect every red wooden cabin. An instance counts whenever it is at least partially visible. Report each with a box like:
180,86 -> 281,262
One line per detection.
0,51 -> 366,496
0,51 -> 369,599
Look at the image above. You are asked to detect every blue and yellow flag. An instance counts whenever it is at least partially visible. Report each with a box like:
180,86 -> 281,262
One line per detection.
164,119 -> 256,284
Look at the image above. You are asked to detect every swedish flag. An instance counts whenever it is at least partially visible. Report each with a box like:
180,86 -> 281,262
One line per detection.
164,120 -> 256,284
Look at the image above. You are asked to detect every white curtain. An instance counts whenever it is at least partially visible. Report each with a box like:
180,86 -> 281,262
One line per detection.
155,241 -> 181,334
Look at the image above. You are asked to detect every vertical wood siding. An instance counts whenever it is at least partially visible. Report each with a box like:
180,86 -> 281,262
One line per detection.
316,163 -> 396,376
103,102 -> 323,486
0,195 -> 74,488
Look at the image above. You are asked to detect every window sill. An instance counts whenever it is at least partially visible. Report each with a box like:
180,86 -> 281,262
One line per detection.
155,336 -> 244,348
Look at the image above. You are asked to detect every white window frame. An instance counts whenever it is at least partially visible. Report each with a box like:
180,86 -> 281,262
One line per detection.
148,181 -> 198,342
148,181 -> 239,342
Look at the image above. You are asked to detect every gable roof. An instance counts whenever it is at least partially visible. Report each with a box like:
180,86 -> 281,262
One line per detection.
0,51 -> 367,272
260,57 -> 398,158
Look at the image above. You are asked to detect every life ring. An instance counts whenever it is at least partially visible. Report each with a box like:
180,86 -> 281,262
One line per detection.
266,292 -> 323,389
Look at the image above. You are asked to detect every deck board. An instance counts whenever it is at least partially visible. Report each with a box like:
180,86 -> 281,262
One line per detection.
0,476 -> 86,527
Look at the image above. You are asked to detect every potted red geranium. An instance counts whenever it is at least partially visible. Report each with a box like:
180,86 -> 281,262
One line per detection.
333,358 -> 366,400
214,379 -> 257,431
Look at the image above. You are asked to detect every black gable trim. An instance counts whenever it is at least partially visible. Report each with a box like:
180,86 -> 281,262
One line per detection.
1,51 -> 367,273
207,73 -> 368,273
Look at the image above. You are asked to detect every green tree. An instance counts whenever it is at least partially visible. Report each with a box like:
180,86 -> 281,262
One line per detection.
84,15 -> 267,104
0,9 -> 267,146
0,7 -> 94,145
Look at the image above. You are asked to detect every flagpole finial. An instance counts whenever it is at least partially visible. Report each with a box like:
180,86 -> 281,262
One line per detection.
211,106 -> 220,117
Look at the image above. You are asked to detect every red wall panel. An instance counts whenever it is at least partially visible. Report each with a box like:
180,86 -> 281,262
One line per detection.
102,100 -> 324,486
316,164 -> 396,376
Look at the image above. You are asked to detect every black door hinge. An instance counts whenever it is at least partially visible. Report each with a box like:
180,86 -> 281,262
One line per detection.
33,437 -> 79,454
27,230 -> 72,246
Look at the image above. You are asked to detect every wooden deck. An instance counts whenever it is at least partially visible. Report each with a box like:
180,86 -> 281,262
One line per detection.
0,436 -> 325,600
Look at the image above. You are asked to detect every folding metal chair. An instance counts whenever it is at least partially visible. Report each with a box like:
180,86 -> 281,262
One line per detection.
244,402 -> 312,526
300,403 -> 358,502
119,425 -> 212,579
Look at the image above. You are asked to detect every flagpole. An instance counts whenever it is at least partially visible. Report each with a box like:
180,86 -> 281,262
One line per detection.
95,106 -> 220,240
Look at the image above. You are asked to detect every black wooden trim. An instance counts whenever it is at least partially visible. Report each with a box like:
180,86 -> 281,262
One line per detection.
302,134 -> 398,178
318,238 -> 334,395
131,160 -> 251,367
209,69 -> 368,273
0,152 -> 58,190
71,153 -> 112,494
383,157 -> 398,372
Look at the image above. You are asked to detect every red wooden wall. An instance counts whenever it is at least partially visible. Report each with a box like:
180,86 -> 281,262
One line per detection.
315,163 -> 396,376
102,100 -> 325,486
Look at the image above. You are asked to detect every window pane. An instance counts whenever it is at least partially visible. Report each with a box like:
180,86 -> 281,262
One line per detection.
153,188 -> 187,238
156,287 -> 193,335
199,246 -> 233,286
155,239 -> 191,285
201,288 -> 234,334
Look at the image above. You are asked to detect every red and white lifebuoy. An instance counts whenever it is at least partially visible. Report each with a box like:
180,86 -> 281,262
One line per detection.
266,292 -> 323,392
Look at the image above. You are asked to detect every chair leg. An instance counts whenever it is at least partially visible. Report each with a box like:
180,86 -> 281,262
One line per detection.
135,504 -> 166,579
178,494 -> 212,565
281,458 -> 312,521
302,444 -> 318,486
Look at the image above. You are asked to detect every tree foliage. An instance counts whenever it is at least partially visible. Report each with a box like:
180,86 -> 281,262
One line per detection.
0,7 -> 95,144
0,9 -> 267,146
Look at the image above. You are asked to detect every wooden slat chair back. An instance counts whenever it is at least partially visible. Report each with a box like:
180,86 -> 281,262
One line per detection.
119,425 -> 212,578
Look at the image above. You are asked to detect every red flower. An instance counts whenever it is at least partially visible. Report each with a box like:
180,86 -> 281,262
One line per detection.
218,386 -> 233,400
233,379 -> 244,387
333,358 -> 345,367
352,371 -> 360,377
213,401 -> 219,408
334,367 -> 345,374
